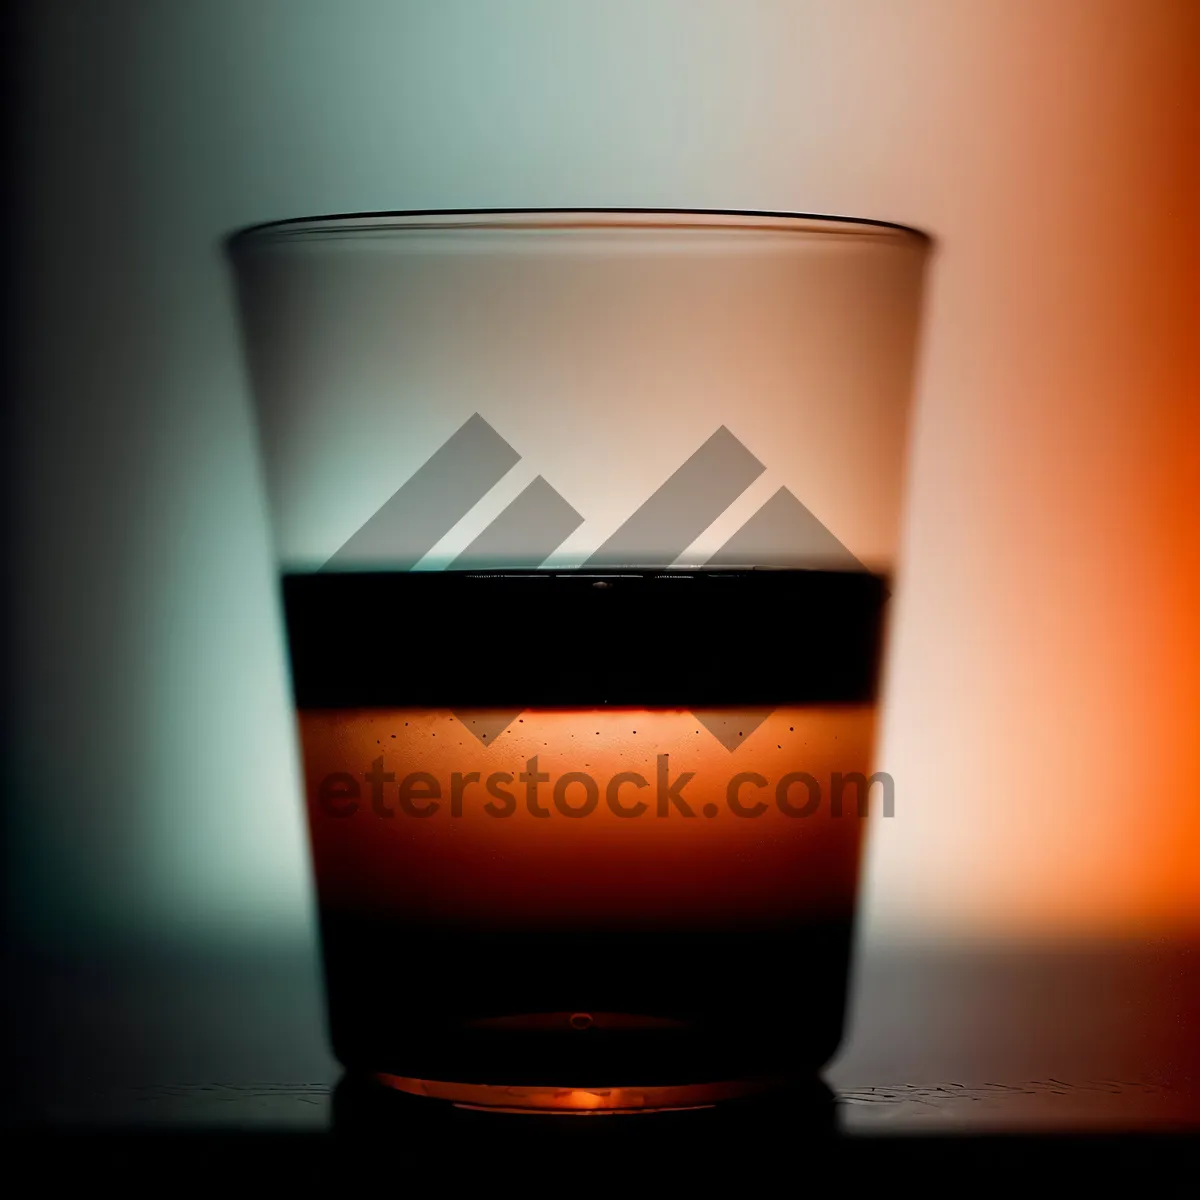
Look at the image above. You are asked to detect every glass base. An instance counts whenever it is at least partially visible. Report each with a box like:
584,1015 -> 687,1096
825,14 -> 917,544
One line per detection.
375,1072 -> 782,1114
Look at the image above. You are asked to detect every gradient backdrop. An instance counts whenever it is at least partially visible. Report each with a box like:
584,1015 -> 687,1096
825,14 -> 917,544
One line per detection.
7,0 -> 1198,1093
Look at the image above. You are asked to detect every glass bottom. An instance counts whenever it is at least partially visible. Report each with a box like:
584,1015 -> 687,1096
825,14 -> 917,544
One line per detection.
375,1071 -> 782,1114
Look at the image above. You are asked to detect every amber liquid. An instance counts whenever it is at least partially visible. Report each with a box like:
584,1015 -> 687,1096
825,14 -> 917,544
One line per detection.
284,570 -> 887,1098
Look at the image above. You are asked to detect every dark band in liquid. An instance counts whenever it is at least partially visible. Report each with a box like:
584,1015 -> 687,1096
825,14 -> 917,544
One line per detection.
283,567 -> 888,708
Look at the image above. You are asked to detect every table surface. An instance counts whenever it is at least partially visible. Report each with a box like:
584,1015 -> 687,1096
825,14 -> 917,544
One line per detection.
7,936 -> 1199,1168
34,1076 -> 1199,1132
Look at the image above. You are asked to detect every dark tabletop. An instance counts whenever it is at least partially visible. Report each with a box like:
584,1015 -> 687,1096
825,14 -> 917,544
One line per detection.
7,936 -> 1198,1176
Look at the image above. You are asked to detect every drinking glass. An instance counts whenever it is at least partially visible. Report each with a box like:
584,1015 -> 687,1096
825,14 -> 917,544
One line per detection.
227,209 -> 931,1112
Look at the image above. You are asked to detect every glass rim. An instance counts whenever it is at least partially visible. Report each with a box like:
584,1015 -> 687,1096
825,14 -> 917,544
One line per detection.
224,207 -> 934,253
